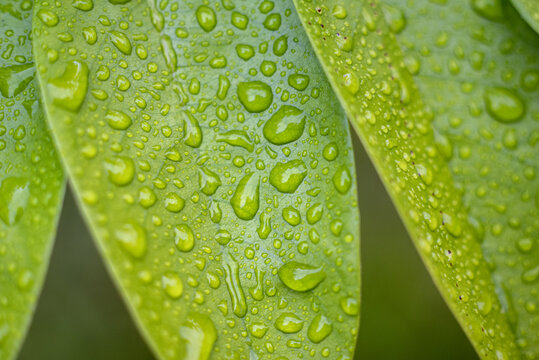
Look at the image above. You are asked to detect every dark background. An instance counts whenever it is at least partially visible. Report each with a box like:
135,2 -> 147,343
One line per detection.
18,137 -> 477,359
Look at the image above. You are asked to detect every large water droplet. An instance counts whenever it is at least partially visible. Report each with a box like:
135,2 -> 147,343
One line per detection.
162,272 -> 184,299
199,168 -> 221,196
0,177 -> 29,226
175,224 -> 195,252
307,314 -> 332,343
484,87 -> 525,123
333,166 -> 352,194
114,222 -> 147,259
105,109 -> 132,130
237,81 -> 273,113
179,313 -> 217,360
278,261 -> 326,292
263,105 -> 305,145
231,173 -> 260,220
196,5 -> 217,32
269,160 -> 307,193
223,255 -> 247,318
47,60 -> 88,112
104,156 -> 135,186
274,312 -> 304,333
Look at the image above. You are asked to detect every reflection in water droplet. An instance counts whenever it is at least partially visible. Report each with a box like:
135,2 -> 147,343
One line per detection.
274,312 -> 303,333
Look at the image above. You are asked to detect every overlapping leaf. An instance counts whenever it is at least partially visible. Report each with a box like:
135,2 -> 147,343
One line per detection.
32,0 -> 360,359
0,1 -> 65,359
381,0 -> 539,357
293,0 -> 524,358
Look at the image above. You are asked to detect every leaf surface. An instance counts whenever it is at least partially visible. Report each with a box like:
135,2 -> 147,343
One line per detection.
32,1 -> 360,359
293,0 -> 525,358
381,0 -> 539,357
0,1 -> 65,359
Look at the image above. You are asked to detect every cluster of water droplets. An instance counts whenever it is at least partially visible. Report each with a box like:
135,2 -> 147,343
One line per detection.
33,0 -> 360,359
0,1 -> 64,358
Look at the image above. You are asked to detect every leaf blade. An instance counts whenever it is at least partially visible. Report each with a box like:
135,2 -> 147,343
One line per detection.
382,0 -> 539,357
33,1 -> 361,359
293,0 -> 521,358
0,2 -> 65,359
509,0 -> 539,34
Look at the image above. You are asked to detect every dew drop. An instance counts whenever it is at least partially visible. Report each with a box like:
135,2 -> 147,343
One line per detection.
179,313 -> 217,360
109,30 -> 132,55
196,5 -> 217,32
332,166 -> 352,194
269,160 -> 307,193
199,168 -> 221,196
47,60 -> 88,112
0,177 -> 29,226
114,222 -> 147,259
237,81 -> 273,113
484,87 -> 525,123
263,105 -> 305,145
278,261 -> 326,292
174,224 -> 194,252
288,74 -> 310,91
307,314 -> 333,343
162,272 -> 184,299
231,173 -> 260,220
105,109 -> 132,130
104,156 -> 135,186
275,312 -> 304,333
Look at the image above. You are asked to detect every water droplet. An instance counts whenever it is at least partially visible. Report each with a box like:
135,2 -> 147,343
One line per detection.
307,314 -> 332,343
288,74 -> 310,91
72,0 -> 94,11
196,5 -> 217,32
183,111 -> 203,148
269,160 -> 307,193
263,105 -> 305,145
114,222 -> 147,259
165,192 -> 185,213
0,177 -> 29,226
237,81 -> 273,113
138,186 -> 157,208
263,13 -> 281,31
275,312 -> 303,333
248,323 -> 268,338
105,109 -> 132,130
257,212 -> 272,239
199,168 -> 221,196
484,87 -> 525,123
382,4 -> 406,33
175,224 -> 194,252
342,73 -> 359,95
109,30 -> 132,55
224,255 -> 247,317
516,238 -> 534,253
306,203 -> 323,225
471,0 -> 503,21
282,206 -> 301,226
216,130 -> 254,152
104,156 -> 135,186
231,173 -> 260,220
231,11 -> 249,30
36,9 -> 59,27
215,230 -> 231,245
332,166 -> 352,194
48,60 -> 88,112
340,297 -> 359,315
323,142 -> 339,161
162,272 -> 184,299
278,261 -> 326,292
273,35 -> 288,56
179,313 -> 217,360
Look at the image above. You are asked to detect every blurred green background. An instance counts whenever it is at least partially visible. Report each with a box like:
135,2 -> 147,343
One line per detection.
18,137 -> 477,359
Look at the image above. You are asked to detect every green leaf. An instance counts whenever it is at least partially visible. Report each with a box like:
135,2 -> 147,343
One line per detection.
509,0 -> 539,34
380,0 -> 539,358
0,1 -> 65,359
32,1 -> 360,359
293,0 -> 531,358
